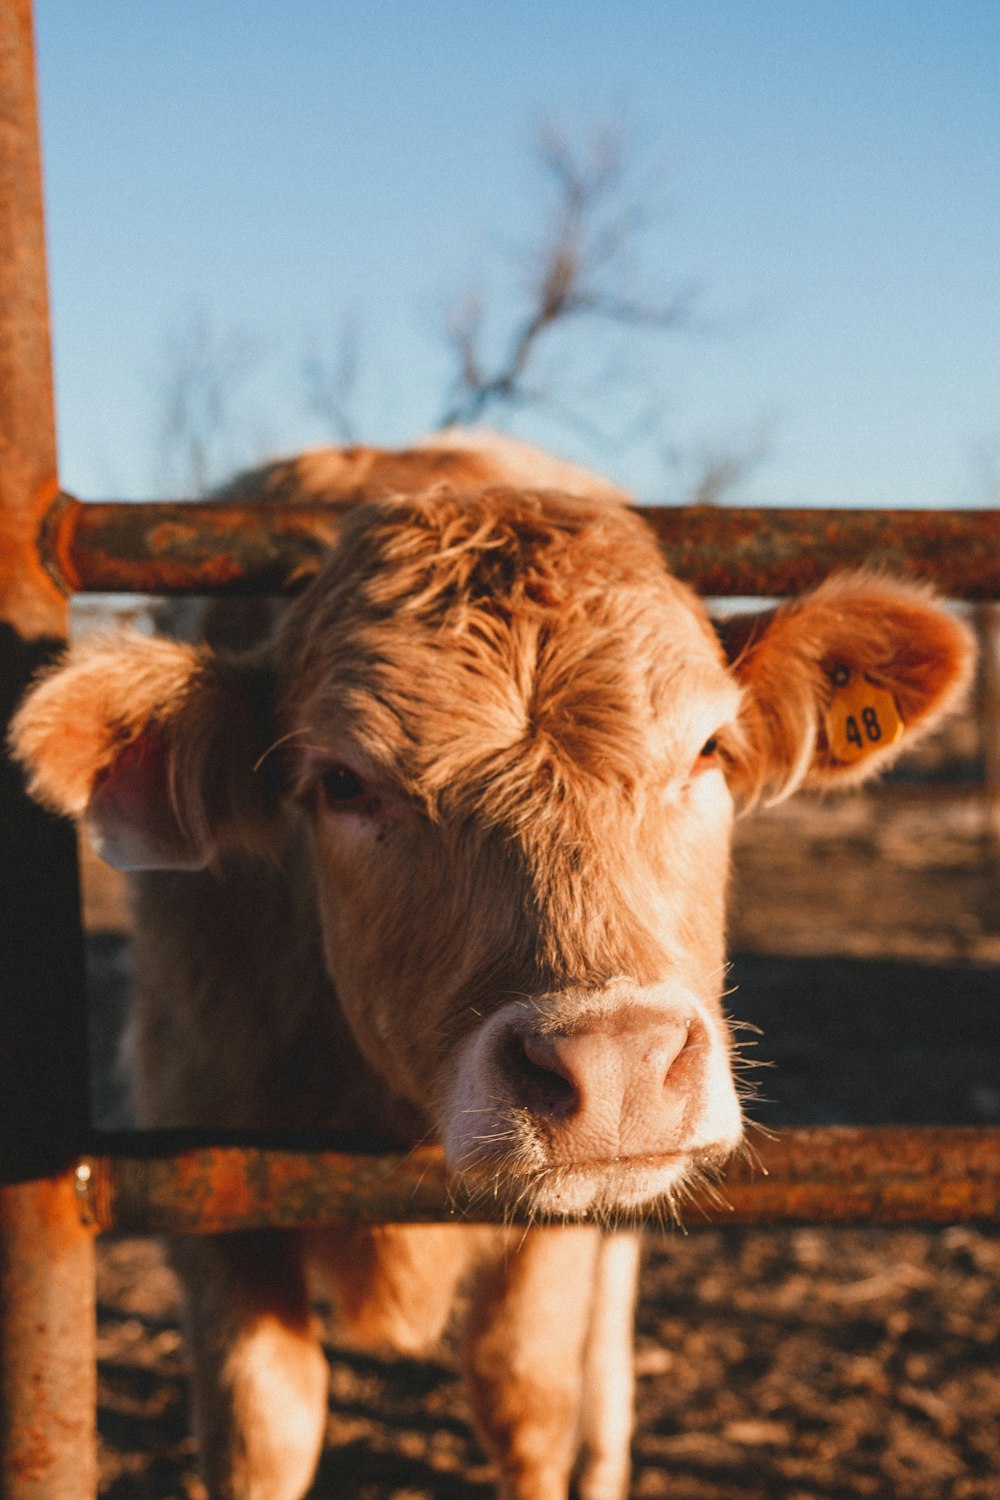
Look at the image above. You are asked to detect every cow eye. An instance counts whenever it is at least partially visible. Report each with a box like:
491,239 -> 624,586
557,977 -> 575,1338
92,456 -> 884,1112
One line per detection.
693,736 -> 721,773
318,765 -> 369,809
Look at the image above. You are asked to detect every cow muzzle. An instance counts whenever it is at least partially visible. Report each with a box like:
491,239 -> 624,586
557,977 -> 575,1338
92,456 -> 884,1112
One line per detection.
441,984 -> 744,1215
504,1009 -> 694,1161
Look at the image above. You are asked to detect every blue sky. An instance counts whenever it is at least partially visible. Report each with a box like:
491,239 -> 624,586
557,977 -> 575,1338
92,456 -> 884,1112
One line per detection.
34,1 -> 1000,507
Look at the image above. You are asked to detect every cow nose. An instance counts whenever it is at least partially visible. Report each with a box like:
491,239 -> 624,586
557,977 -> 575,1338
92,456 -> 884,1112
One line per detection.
505,1014 -> 694,1160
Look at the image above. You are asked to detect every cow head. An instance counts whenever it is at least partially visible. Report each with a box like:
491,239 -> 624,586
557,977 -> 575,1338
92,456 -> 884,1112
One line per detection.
11,485 -> 973,1217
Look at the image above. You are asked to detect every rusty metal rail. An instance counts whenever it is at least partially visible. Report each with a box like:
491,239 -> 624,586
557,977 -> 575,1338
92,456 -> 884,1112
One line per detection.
81,1127 -> 1000,1234
40,491 -> 1000,598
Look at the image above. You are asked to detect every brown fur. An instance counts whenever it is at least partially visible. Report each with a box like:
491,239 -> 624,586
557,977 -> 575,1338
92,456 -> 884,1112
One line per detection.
9,434 -> 975,1500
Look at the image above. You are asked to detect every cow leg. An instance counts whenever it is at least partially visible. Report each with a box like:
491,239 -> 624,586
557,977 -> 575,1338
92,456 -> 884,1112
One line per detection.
574,1232 -> 641,1500
462,1225 -> 603,1500
169,1231 -> 328,1500
308,1222 -> 479,1353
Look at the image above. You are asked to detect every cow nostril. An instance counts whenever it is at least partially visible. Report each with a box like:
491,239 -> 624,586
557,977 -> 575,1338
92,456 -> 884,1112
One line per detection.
503,1032 -> 579,1120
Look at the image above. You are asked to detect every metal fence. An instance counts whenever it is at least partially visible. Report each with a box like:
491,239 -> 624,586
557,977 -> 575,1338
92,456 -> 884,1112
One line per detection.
1,3 -> 998,1494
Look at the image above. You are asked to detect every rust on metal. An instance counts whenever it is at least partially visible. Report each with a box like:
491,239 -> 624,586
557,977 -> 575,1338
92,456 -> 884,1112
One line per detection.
40,494 -> 1000,601
0,1177 -> 97,1491
0,4 -> 97,1496
0,0 -> 64,638
82,1126 -> 1000,1235
41,492 -> 349,597
647,505 -> 1000,601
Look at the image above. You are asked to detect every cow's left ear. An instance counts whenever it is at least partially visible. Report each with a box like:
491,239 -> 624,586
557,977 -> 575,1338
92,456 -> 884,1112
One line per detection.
717,573 -> 976,805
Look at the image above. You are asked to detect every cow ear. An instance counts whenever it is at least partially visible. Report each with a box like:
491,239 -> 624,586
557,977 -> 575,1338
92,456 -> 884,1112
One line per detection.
9,633 -> 280,870
717,573 -> 976,806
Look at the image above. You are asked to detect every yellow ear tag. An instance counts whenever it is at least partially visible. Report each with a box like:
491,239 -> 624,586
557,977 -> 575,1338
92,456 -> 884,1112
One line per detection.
826,667 -> 905,765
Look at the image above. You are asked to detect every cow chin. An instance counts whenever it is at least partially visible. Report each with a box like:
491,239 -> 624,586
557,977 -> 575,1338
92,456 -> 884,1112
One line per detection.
475,1146 -> 737,1222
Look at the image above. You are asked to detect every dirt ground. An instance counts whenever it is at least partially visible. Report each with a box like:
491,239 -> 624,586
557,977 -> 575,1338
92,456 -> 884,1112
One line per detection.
86,779 -> 1000,1500
94,1217 -> 1000,1500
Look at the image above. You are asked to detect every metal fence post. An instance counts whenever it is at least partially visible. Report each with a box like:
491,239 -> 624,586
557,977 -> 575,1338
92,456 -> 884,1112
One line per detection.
0,2 -> 96,1495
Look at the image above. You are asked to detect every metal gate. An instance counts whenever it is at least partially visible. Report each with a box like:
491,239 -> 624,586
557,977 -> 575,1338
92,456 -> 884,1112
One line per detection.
1,4 -> 998,1493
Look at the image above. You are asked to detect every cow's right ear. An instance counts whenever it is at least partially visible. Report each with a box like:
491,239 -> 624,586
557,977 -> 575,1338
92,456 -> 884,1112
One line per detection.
9,633 -> 280,870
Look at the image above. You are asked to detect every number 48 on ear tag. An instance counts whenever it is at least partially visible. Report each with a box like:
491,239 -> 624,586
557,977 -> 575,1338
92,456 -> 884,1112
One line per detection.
826,667 -> 905,765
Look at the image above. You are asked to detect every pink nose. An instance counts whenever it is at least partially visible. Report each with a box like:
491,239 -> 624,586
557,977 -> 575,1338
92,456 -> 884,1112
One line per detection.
505,1012 -> 695,1162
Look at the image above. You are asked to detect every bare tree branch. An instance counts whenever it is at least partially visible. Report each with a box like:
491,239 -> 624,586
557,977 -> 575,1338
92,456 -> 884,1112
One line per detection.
439,122 -> 696,431
661,423 -> 773,507
152,123 -> 765,508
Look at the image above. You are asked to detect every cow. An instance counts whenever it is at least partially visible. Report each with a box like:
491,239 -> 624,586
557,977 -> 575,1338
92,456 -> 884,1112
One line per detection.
11,432 -> 973,1500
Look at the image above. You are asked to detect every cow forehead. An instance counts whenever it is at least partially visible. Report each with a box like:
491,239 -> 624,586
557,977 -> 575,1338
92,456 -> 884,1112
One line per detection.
279,487 -> 737,791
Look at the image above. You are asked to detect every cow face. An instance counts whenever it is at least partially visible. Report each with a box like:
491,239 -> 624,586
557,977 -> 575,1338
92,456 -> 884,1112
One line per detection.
275,489 -> 745,1214
10,485 -> 974,1219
